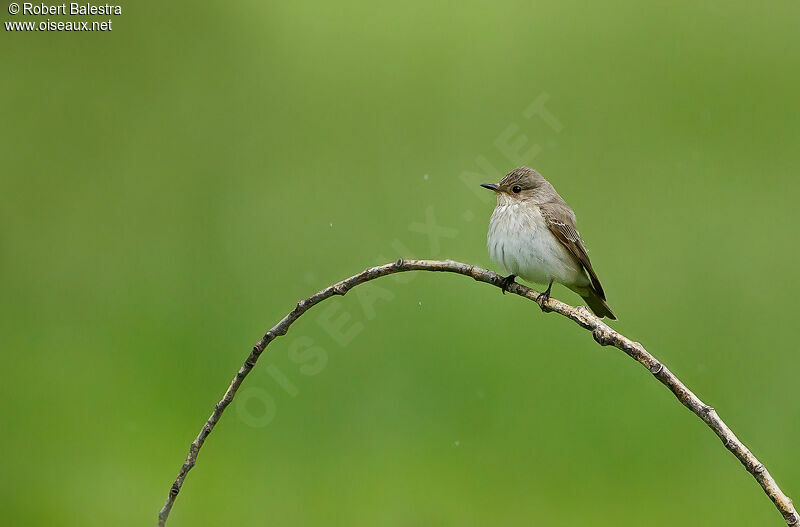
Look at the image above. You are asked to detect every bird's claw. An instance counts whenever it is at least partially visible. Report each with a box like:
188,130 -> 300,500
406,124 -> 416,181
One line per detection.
535,292 -> 550,311
535,282 -> 553,312
500,274 -> 516,294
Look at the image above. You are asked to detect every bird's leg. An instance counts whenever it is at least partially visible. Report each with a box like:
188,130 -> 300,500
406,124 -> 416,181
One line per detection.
536,280 -> 554,310
500,274 -> 516,294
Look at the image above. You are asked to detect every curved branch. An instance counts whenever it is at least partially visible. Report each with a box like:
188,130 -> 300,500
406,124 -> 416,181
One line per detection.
157,259 -> 798,526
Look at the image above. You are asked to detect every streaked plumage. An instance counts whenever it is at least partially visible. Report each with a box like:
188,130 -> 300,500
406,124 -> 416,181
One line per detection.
483,167 -> 615,319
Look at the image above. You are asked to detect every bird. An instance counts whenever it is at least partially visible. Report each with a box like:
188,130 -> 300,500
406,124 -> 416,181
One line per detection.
481,166 -> 616,319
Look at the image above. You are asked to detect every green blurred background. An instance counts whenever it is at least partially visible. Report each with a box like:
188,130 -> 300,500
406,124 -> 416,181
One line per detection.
2,1 -> 799,525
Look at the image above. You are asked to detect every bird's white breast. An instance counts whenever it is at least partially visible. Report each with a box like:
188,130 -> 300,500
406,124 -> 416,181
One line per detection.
487,202 -> 588,287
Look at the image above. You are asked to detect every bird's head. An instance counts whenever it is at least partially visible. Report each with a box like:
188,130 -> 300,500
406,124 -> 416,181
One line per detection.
481,166 -> 553,205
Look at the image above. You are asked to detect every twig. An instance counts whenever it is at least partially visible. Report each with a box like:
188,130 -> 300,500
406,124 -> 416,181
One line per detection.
158,259 -> 798,526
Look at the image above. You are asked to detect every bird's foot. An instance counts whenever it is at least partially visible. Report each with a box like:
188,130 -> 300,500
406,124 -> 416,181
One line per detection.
535,281 -> 553,312
500,274 -> 516,294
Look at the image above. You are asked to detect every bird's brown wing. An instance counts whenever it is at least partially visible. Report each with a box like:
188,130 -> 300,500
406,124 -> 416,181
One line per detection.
540,201 -> 606,300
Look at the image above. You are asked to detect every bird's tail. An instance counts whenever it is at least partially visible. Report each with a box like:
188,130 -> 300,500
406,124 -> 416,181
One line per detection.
572,285 -> 616,320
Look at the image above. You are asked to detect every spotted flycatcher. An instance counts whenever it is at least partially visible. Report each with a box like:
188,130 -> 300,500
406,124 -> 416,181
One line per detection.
482,166 -> 616,319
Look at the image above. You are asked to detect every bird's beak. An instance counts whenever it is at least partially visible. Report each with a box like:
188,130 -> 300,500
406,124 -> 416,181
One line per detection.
480,183 -> 499,191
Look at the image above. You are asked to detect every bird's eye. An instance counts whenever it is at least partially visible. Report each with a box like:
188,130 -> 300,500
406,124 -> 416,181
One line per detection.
512,185 -> 522,193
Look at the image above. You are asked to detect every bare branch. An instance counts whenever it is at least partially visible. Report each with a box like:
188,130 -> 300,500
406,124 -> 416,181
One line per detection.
157,259 -> 799,526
